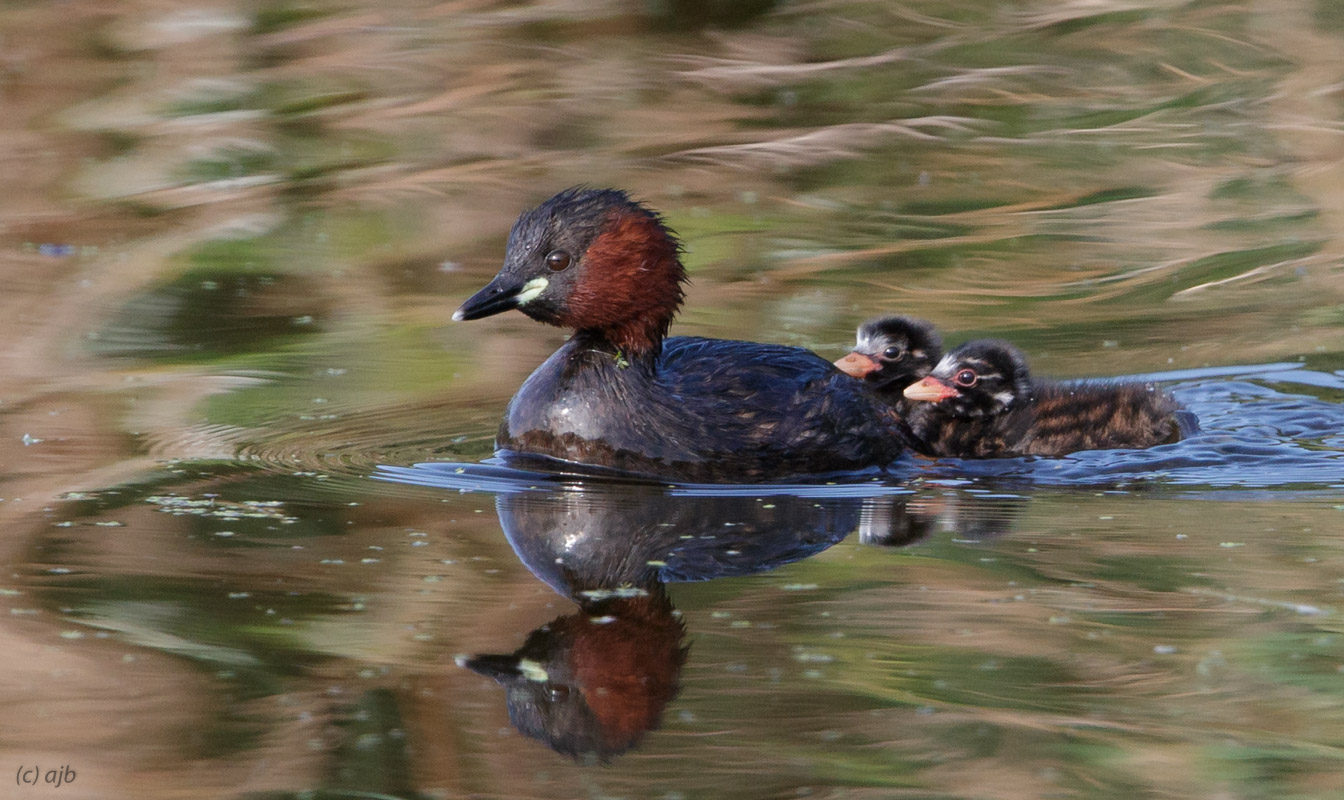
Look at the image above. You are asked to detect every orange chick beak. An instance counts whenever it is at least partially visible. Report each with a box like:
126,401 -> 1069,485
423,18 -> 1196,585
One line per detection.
834,352 -> 880,378
903,376 -> 959,402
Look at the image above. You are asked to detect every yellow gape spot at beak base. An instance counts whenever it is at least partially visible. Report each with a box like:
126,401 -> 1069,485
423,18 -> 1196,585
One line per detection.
516,277 -> 549,306
518,658 -> 550,682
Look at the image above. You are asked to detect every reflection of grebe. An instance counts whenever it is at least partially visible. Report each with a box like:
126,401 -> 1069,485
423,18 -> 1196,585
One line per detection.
459,486 -> 867,762
459,586 -> 686,763
860,491 -> 1028,546
903,340 -> 1194,458
452,188 -> 911,482
492,487 -> 864,590
453,480 -> 1027,761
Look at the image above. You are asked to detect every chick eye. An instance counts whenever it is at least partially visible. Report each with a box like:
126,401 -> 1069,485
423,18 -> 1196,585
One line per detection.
545,249 -> 572,271
954,369 -> 978,387
882,346 -> 904,360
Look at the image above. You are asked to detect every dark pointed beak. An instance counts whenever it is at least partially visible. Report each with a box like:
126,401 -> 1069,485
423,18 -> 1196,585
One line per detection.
834,352 -> 880,378
904,376 -> 959,402
453,274 -> 526,322
456,652 -> 522,682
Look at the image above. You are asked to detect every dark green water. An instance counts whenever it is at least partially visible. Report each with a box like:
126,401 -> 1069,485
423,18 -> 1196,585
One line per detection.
2,1 -> 1344,797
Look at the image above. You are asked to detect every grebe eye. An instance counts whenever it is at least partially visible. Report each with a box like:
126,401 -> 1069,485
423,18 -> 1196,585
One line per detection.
882,346 -> 903,360
954,369 -> 978,387
545,249 -> 572,271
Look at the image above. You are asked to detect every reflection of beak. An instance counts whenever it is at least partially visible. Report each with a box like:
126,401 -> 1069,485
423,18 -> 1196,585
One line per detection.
903,376 -> 959,402
834,352 -> 880,378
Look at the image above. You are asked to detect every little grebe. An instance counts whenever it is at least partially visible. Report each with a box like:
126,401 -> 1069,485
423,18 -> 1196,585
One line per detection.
902,339 -> 1190,458
833,315 -> 942,411
454,188 -> 910,481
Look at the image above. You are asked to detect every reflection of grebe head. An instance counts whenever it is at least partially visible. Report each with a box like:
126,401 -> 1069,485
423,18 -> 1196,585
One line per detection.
454,187 -> 688,357
459,586 -> 687,763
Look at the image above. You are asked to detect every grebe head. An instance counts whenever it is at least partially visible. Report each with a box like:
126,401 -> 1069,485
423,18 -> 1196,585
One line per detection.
903,339 -> 1032,418
834,315 -> 942,391
454,187 -> 687,356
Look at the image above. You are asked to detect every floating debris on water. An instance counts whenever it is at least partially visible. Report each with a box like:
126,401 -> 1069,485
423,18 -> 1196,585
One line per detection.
146,495 -> 296,523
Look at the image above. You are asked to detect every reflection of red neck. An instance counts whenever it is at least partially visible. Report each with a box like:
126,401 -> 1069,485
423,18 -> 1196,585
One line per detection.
568,212 -> 686,358
570,593 -> 687,750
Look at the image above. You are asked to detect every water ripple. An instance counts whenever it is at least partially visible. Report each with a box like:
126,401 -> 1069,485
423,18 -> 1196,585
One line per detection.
190,396 -> 500,479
